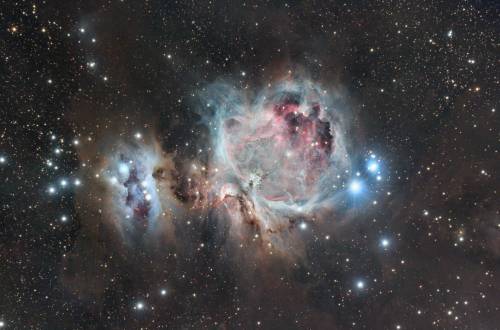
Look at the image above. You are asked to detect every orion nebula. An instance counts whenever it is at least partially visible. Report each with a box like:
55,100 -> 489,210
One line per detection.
200,78 -> 352,249
59,73 -> 388,324
90,77 -> 365,255
4,1 -> 498,328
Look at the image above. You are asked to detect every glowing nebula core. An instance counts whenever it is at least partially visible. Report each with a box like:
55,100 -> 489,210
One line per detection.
224,95 -> 333,203
203,78 -> 351,243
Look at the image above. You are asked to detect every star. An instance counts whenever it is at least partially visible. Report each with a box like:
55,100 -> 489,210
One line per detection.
349,180 -> 363,194
381,238 -> 390,248
367,160 -> 379,173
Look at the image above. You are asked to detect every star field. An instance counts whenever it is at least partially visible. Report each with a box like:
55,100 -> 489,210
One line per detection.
1,1 -> 499,329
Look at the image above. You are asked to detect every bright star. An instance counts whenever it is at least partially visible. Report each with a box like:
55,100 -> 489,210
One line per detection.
349,180 -> 363,194
356,281 -> 365,289
367,160 -> 379,173
118,163 -> 129,174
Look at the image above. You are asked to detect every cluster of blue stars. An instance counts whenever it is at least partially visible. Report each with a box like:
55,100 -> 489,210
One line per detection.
347,153 -> 383,197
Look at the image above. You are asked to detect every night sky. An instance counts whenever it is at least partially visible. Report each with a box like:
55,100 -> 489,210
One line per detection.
1,1 -> 499,329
